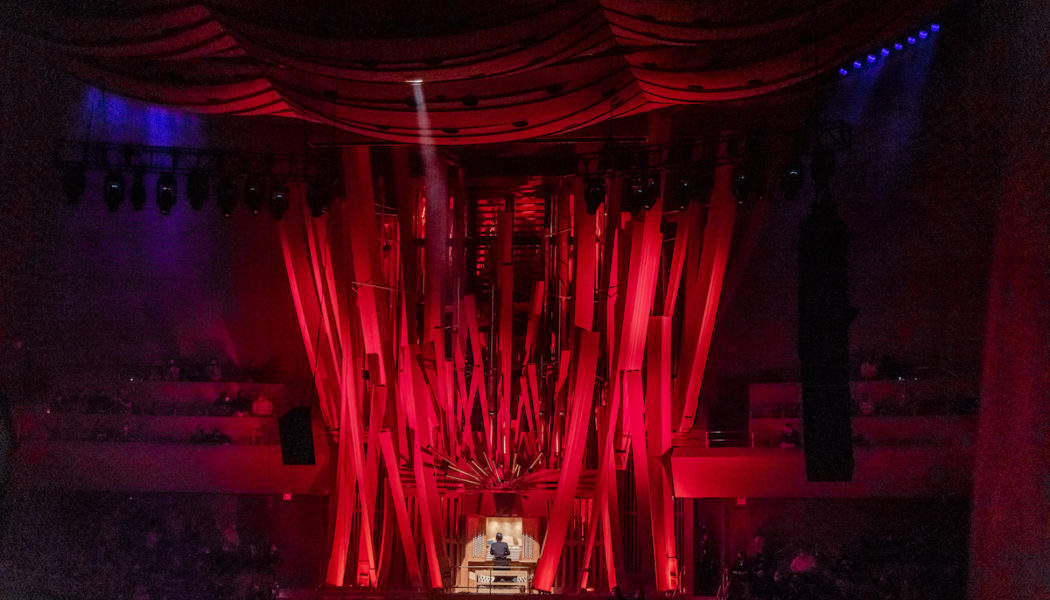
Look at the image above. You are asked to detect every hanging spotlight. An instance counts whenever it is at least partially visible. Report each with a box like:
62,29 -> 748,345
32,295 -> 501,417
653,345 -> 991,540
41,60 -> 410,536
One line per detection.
269,183 -> 289,220
672,174 -> 693,209
306,179 -> 333,218
216,178 -> 237,218
61,164 -> 86,204
584,175 -> 606,214
624,174 -> 645,214
244,176 -> 265,214
780,161 -> 804,201
187,170 -> 209,210
103,170 -> 124,211
732,165 -> 755,204
673,164 -> 716,209
626,172 -> 659,212
641,173 -> 660,210
156,173 -> 177,215
130,169 -> 147,210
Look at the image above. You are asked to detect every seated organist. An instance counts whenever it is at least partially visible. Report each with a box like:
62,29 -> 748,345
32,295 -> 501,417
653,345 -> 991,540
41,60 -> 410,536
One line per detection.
489,532 -> 513,583
490,532 -> 511,566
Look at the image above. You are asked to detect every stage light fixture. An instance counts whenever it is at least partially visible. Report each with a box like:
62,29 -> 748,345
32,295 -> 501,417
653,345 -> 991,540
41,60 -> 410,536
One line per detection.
625,173 -> 659,213
217,178 -> 237,218
641,173 -> 660,210
244,177 -> 265,214
584,176 -> 606,214
130,169 -> 147,210
187,170 -> 209,210
674,165 -> 715,209
62,164 -> 86,203
306,179 -> 332,218
269,184 -> 289,220
732,165 -> 754,204
780,161 -> 804,201
103,170 -> 124,211
156,173 -> 177,215
625,175 -> 645,213
672,171 -> 700,209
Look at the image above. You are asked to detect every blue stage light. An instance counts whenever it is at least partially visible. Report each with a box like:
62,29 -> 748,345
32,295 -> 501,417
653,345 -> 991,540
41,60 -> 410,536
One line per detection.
854,61 -> 862,69
894,42 -> 904,50
881,48 -> 890,57
931,24 -> 940,31
919,30 -> 928,39
839,68 -> 849,76
907,36 -> 917,44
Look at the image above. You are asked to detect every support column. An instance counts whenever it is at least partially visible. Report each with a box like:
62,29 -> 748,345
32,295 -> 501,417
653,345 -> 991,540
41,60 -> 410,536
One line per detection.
967,1 -> 1050,598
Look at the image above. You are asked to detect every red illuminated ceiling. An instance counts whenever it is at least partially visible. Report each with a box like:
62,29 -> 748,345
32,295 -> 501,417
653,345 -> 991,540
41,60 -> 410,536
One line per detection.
7,0 -> 950,144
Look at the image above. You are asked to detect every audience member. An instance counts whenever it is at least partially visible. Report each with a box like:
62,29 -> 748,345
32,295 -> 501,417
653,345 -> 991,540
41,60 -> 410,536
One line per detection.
164,359 -> 181,381
860,356 -> 880,380
242,360 -> 261,383
115,391 -> 134,414
205,358 -> 223,382
221,524 -> 241,552
232,390 -> 252,416
191,424 -> 233,445
751,551 -> 774,600
209,428 -> 232,444
729,551 -> 751,599
191,424 -> 209,444
211,391 -> 235,417
748,528 -> 767,556
778,422 -> 801,448
251,394 -> 274,417
789,547 -> 817,574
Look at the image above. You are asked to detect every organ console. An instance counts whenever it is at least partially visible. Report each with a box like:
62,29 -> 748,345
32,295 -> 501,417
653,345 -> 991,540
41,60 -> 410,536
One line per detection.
459,515 -> 540,593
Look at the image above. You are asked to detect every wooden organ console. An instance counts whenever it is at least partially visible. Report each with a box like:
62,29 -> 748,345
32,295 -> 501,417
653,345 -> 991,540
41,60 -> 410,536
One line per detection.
459,515 -> 541,593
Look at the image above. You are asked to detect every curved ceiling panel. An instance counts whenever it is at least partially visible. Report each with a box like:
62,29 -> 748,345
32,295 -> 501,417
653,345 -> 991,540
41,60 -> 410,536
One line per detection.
4,0 -> 952,144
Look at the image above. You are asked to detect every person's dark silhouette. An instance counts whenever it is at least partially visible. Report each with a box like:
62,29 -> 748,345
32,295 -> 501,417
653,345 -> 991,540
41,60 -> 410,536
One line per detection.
489,531 -> 512,584
490,532 -> 510,566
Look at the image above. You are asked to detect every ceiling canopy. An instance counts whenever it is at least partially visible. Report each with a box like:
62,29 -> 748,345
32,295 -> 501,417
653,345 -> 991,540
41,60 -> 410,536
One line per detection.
7,0 -> 950,144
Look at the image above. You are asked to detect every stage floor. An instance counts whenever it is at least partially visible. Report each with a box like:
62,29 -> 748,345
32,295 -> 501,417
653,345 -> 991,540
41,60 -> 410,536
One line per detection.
312,589 -> 716,600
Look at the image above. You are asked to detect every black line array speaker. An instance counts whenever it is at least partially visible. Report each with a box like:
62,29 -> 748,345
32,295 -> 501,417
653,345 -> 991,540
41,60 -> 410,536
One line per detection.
798,199 -> 855,482
278,406 -> 316,465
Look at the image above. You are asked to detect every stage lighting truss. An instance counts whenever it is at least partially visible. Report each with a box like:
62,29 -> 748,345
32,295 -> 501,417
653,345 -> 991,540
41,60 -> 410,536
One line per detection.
574,120 -> 851,198
839,22 -> 941,77
54,141 -> 340,216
